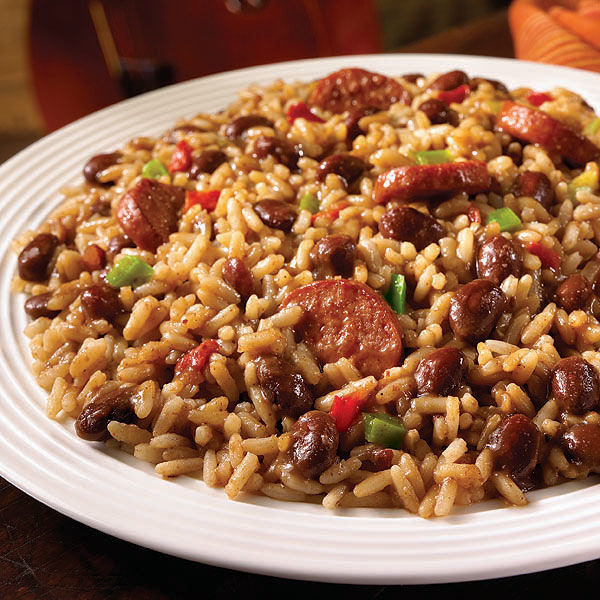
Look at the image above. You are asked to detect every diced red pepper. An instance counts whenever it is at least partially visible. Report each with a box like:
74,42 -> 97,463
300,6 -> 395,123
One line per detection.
437,84 -> 470,105
168,140 -> 193,173
286,101 -> 325,124
528,241 -> 561,271
175,340 -> 219,383
467,204 -> 481,224
311,201 -> 349,224
525,92 -> 553,107
183,189 -> 220,213
82,244 -> 106,271
329,390 -> 369,432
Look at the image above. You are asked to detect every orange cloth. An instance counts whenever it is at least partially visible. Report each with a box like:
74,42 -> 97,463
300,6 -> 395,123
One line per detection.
510,0 -> 600,71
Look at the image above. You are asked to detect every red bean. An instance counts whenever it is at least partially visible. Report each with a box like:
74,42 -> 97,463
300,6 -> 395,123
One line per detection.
415,347 -> 466,396
81,284 -> 123,323
469,77 -> 508,93
449,279 -> 506,343
256,355 -> 313,419
514,171 -> 554,211
378,206 -> 444,251
254,199 -> 296,232
24,292 -> 60,319
316,154 -> 371,188
222,258 -> 255,301
106,233 -> 134,261
187,150 -> 227,179
75,383 -> 138,441
486,413 -> 541,479
224,114 -> 273,141
82,244 -> 106,272
401,73 -> 423,83
288,410 -> 339,479
83,152 -> 122,185
253,135 -> 301,171
476,234 -> 522,285
417,98 -> 459,126
561,423 -> 600,465
549,356 -> 600,415
554,274 -> 591,312
310,234 -> 356,279
17,233 -> 60,282
428,70 -> 469,91
344,107 -> 377,145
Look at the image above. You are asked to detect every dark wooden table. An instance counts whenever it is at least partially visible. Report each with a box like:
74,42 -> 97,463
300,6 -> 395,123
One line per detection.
3,9 -> 600,598
2,474 -> 600,598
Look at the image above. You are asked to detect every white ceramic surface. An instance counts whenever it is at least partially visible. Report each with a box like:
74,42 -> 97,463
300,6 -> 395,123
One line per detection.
1,55 -> 600,585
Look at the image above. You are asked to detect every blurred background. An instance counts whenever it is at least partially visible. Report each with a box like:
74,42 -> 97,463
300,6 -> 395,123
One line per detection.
1,0 -> 513,163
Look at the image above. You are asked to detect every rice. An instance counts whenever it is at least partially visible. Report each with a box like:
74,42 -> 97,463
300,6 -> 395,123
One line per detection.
12,67 -> 600,518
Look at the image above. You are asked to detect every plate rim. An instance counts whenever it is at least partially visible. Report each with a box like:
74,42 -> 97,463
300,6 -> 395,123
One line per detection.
1,53 -> 600,585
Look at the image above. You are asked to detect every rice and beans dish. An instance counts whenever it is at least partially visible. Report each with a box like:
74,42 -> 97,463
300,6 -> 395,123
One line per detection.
12,67 -> 600,517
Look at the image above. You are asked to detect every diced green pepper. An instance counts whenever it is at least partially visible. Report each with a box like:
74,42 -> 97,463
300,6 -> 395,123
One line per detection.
568,162 -> 599,200
487,207 -> 522,232
487,99 -> 503,115
415,149 -> 453,165
584,117 -> 600,136
106,255 -> 154,288
384,273 -> 406,314
299,193 -> 320,214
141,158 -> 168,179
363,413 -> 406,449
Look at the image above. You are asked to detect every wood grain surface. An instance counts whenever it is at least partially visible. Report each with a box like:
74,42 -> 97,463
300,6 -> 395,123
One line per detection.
1,475 -> 599,599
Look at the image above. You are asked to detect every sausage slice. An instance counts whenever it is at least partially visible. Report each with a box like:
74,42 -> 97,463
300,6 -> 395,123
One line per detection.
116,179 -> 185,252
282,279 -> 403,379
308,68 -> 410,113
497,101 -> 600,168
373,161 -> 490,204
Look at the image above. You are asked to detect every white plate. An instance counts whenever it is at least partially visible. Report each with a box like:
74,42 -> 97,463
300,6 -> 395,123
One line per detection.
1,54 -> 600,585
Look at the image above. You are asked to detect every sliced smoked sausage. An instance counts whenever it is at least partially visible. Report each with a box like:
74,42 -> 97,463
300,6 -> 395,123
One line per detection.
373,161 -> 490,204
116,179 -> 185,252
282,279 -> 403,379
308,68 -> 410,113
497,101 -> 600,168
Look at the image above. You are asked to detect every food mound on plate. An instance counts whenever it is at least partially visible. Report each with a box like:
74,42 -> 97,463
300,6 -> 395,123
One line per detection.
12,67 -> 600,517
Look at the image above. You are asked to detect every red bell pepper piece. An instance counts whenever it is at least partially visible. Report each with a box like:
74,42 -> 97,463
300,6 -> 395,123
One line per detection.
311,201 -> 349,224
525,92 -> 553,107
169,140 -> 193,173
528,241 -> 561,271
437,84 -> 470,105
175,340 -> 219,383
467,204 -> 481,224
286,101 -> 325,124
329,391 -> 369,432
183,189 -> 220,213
